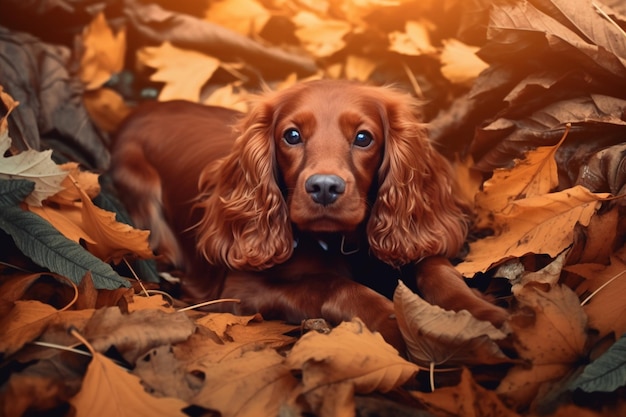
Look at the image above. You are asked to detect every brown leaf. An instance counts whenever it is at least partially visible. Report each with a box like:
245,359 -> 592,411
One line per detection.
412,368 -> 521,417
394,281 -> 510,368
497,283 -> 588,409
83,307 -> 195,363
69,351 -> 189,417
566,256 -> 626,339
457,186 -> 609,276
285,318 -> 419,416
195,312 -> 261,339
0,300 -> 58,356
190,349 -> 299,417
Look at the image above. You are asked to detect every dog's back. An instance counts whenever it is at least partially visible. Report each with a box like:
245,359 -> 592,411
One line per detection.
109,100 -> 241,270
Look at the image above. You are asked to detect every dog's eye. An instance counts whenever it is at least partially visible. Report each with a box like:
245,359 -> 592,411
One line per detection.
353,131 -> 373,148
283,128 -> 302,145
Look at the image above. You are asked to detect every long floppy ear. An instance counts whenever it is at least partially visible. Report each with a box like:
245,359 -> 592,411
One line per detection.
367,91 -> 469,267
194,99 -> 293,270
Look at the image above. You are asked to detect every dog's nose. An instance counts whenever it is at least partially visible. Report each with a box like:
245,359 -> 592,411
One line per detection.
305,174 -> 346,206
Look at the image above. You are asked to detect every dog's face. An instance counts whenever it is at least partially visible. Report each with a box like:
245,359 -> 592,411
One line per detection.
271,83 -> 386,233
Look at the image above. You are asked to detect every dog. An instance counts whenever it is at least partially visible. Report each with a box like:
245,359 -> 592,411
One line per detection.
109,80 -> 507,350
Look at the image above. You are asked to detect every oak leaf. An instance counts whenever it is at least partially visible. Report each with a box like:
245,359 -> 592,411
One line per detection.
457,186 -> 608,276
394,281 -> 510,368
70,351 -> 189,417
137,42 -> 220,101
497,282 -> 588,409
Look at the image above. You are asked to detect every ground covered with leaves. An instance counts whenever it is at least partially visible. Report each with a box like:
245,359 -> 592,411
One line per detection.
1,0 -> 626,416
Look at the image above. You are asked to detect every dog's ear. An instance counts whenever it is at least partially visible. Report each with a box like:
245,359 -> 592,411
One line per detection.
195,97 -> 293,270
367,89 -> 469,267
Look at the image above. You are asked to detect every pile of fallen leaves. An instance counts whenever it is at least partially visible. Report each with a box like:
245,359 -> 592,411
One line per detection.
1,0 -> 626,416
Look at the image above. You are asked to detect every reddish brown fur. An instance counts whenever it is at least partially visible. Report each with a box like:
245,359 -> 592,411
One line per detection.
110,80 -> 506,352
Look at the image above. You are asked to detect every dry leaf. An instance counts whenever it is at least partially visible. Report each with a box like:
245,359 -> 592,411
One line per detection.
83,307 -> 195,363
83,88 -> 132,133
28,203 -> 96,244
412,368 -> 521,417
457,186 -> 609,276
80,12 -> 125,90
78,186 -> 153,263
204,0 -> 271,36
440,38 -> 488,86
126,293 -> 175,313
567,256 -> 626,339
0,133 -> 68,207
388,20 -> 437,56
344,55 -> 377,81
48,162 -> 101,205
0,300 -> 58,356
394,281 -> 510,368
497,283 -> 588,409
292,11 -> 351,58
70,351 -> 189,417
137,42 -> 221,101
195,312 -> 261,339
191,349 -> 299,417
475,137 -> 565,225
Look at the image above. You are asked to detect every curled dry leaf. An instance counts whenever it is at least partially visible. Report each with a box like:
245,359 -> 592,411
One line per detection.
497,282 -> 588,409
393,281 -> 510,368
457,186 -> 609,276
83,307 -> 195,364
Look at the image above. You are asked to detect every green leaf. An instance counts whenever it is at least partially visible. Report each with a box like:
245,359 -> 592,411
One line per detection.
0,180 -> 128,289
569,334 -> 626,393
0,179 -> 34,207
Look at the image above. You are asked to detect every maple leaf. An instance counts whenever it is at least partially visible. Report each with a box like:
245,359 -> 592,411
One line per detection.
440,38 -> 488,86
475,133 -> 566,225
195,312 -> 261,339
137,41 -> 221,101
80,12 -> 126,90
457,186 -> 609,276
70,350 -> 189,417
0,127 -> 67,207
388,20 -> 437,56
203,0 -> 271,36
292,11 -> 352,58
394,281 -> 510,369
497,282 -> 588,410
285,318 -> 419,416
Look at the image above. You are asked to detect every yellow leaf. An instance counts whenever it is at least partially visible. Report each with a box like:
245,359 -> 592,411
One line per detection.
497,283 -> 587,408
204,0 -> 271,36
80,12 -> 126,90
70,352 -> 189,417
293,11 -> 351,58
137,42 -> 220,102
457,186 -> 609,276
388,20 -> 437,56
440,38 -> 488,86
394,281 -> 510,368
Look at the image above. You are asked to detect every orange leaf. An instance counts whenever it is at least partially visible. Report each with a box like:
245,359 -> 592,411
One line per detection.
80,12 -> 126,90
